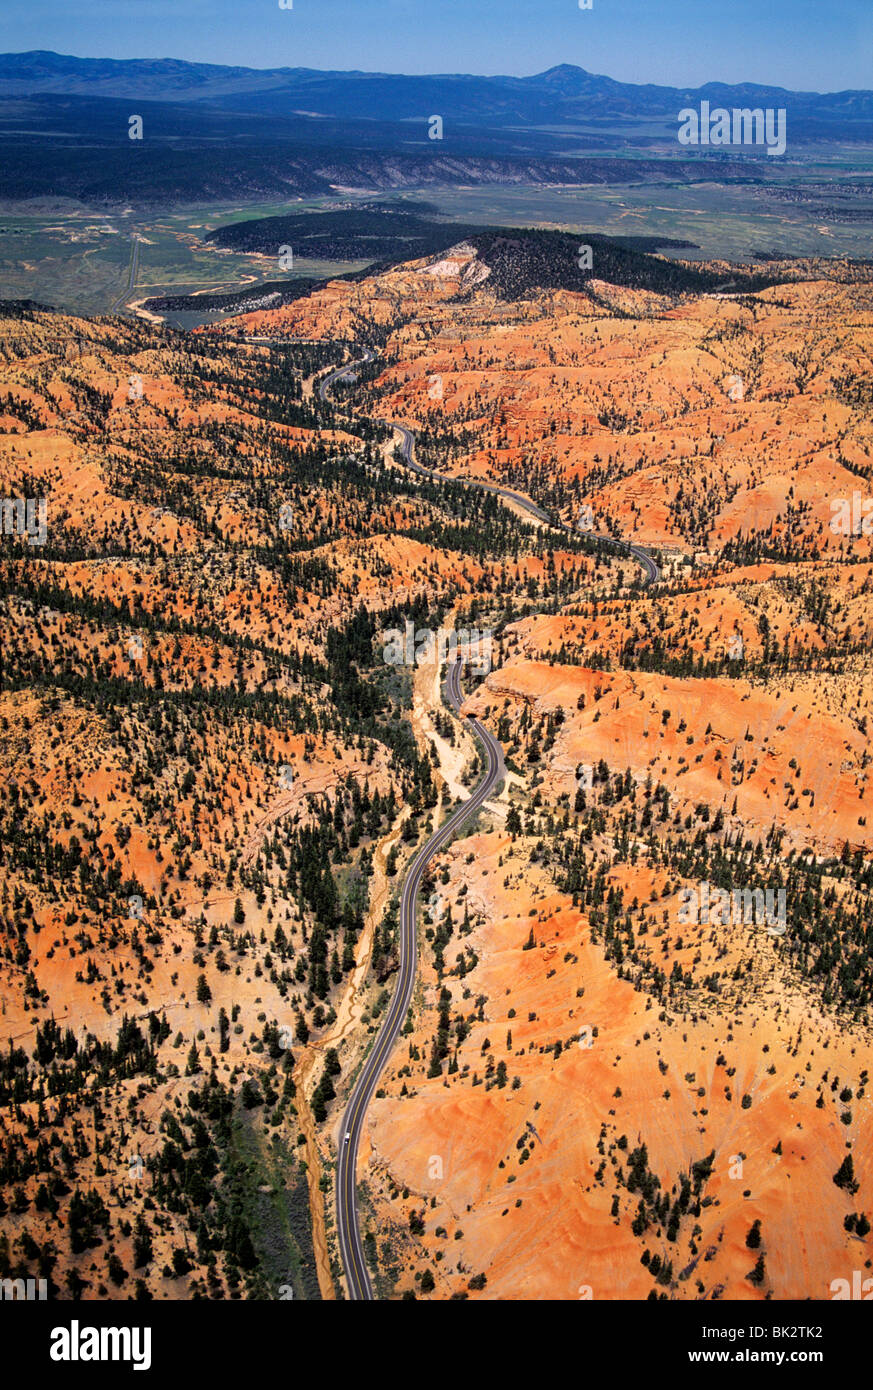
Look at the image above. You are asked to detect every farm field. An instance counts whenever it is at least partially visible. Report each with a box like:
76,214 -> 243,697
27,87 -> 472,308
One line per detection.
0,198 -> 373,315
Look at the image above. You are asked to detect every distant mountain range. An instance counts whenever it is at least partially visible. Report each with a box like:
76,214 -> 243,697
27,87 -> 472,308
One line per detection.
2,51 -> 873,126
2,52 -> 872,207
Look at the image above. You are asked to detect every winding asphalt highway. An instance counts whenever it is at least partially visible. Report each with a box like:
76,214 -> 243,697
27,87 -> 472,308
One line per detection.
335,658 -> 504,1299
314,340 -> 660,1299
317,345 -> 660,584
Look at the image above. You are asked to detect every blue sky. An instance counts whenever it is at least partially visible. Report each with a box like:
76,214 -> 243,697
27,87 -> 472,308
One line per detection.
2,0 -> 871,91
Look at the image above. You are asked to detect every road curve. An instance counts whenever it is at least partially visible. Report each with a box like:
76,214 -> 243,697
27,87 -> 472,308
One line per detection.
316,346 -> 660,585
314,340 -> 660,1299
335,657 -> 504,1299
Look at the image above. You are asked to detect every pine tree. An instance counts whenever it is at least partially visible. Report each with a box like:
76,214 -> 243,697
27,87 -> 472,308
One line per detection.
833,1154 -> 857,1193
133,1214 -> 153,1268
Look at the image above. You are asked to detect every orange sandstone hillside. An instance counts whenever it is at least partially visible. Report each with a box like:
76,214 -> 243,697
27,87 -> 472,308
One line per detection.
4,232 -> 873,1303
363,828 -> 871,1301
208,244 -> 873,1300
0,303 -> 612,1299
220,245 -> 873,563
